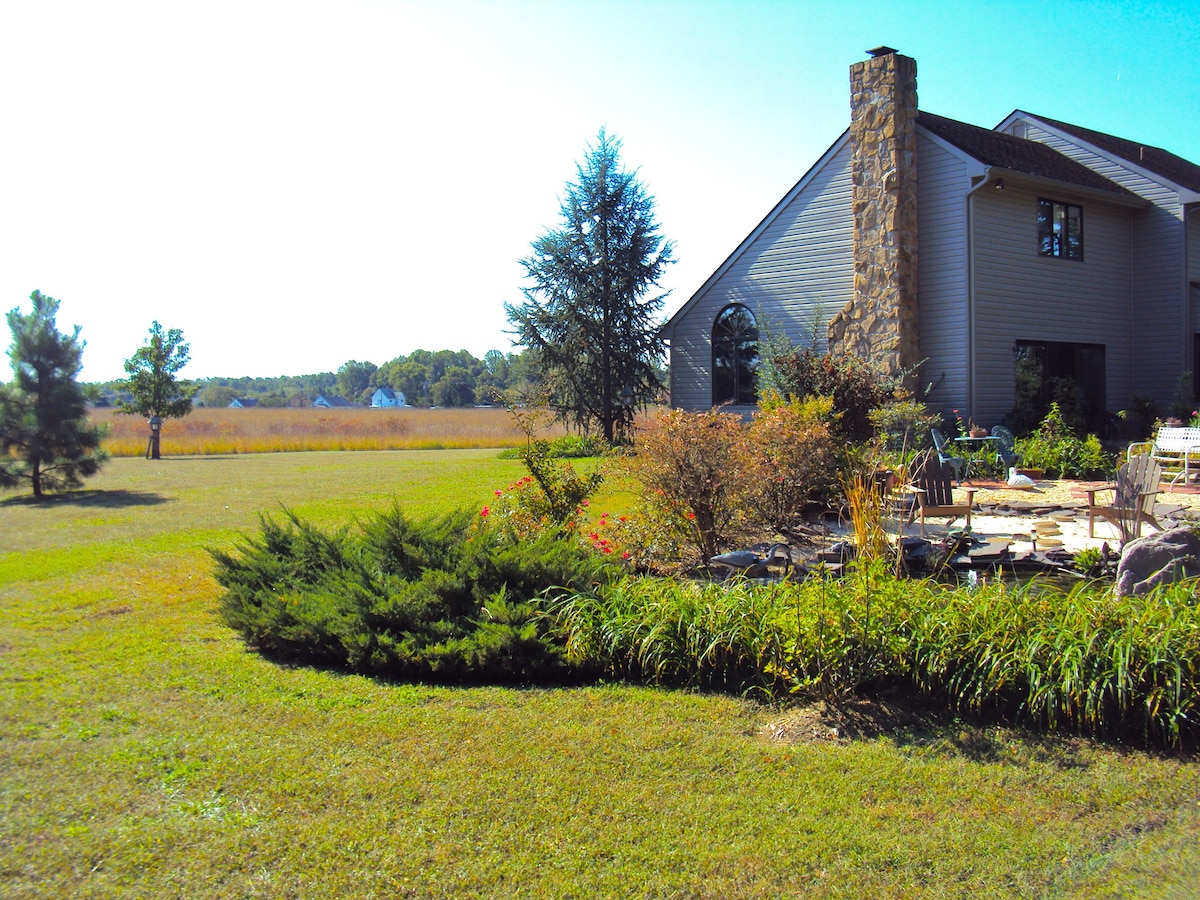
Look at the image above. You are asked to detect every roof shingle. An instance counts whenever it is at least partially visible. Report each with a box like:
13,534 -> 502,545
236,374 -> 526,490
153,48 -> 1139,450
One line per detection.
917,111 -> 1134,196
1019,112 -> 1200,194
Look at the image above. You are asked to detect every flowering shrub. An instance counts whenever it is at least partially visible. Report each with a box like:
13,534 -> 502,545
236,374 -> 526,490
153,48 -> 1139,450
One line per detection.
622,402 -> 838,566
486,439 -> 604,539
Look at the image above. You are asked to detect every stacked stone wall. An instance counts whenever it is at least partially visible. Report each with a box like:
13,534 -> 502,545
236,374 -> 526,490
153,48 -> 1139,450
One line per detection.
828,50 -> 920,382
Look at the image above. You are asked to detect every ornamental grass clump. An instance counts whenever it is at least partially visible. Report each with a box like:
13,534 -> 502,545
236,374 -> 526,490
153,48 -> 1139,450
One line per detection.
904,576 -> 1200,746
549,566 -> 1200,747
543,575 -> 784,691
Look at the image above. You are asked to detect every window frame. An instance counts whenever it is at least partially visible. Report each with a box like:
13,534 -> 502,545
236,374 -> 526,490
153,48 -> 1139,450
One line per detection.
1037,197 -> 1084,261
711,303 -> 759,406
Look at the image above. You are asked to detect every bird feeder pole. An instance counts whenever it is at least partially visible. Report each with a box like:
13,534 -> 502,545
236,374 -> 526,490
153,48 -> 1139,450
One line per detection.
146,415 -> 162,460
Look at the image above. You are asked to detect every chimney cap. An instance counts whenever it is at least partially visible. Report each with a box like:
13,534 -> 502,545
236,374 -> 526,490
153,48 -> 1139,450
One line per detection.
867,46 -> 898,58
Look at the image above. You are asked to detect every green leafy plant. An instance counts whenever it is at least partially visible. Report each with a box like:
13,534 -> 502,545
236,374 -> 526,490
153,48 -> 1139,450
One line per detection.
1015,402 -> 1113,478
771,346 -> 902,443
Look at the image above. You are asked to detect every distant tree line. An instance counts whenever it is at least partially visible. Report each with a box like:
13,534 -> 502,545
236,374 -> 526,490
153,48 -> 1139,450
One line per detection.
87,348 -> 542,409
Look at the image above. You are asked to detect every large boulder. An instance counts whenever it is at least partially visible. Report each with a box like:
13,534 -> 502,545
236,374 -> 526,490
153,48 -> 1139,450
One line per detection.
1115,526 -> 1200,597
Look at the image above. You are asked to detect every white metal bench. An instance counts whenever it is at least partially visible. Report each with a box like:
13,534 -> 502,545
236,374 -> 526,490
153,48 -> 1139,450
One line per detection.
1127,426 -> 1200,487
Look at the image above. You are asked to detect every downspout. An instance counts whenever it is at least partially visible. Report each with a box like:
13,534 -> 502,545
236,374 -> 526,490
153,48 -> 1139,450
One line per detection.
963,168 -> 998,426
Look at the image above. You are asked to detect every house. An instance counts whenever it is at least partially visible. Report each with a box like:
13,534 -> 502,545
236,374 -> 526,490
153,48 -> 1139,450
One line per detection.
313,394 -> 353,409
370,388 -> 407,408
661,48 -> 1200,432
228,397 -> 259,408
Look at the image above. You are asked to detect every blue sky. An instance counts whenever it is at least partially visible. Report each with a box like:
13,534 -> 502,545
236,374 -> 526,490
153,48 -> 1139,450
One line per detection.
2,0 -> 1197,381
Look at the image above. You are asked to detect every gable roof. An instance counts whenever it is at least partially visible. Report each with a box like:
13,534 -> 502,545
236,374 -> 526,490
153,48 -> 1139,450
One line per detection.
918,111 -> 1136,198
661,131 -> 852,339
1019,112 -> 1200,194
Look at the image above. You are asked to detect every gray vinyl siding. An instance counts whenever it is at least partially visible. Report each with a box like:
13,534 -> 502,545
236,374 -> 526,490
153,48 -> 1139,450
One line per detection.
969,182 -> 1134,425
914,133 -> 970,417
1020,121 -> 1187,403
1189,206 -> 1200,284
666,140 -> 853,411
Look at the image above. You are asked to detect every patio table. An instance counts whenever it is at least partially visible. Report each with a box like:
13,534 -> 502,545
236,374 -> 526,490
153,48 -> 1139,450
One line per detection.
954,435 -> 999,482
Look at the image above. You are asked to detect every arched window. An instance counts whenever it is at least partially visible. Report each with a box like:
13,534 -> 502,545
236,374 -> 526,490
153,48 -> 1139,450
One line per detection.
711,304 -> 758,405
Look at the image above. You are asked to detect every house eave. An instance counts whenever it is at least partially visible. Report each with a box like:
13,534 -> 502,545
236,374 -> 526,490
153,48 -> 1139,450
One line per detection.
989,168 -> 1151,209
1005,111 -> 1199,199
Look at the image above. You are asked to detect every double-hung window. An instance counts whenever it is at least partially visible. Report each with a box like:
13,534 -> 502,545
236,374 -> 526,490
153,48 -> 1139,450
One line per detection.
1037,198 -> 1083,260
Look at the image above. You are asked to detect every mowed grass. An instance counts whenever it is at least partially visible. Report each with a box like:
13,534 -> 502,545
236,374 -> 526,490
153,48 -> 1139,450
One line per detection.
91,406 -> 567,456
2,452 -> 1199,898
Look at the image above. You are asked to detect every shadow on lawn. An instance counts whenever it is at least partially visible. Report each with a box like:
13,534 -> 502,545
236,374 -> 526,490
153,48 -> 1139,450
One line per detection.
1,489 -> 171,509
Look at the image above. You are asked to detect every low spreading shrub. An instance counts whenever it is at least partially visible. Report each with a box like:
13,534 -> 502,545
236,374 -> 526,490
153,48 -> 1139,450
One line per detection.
212,504 -> 618,683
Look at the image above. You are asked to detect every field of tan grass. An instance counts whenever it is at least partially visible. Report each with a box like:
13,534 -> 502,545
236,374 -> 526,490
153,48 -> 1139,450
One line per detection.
91,406 -> 568,456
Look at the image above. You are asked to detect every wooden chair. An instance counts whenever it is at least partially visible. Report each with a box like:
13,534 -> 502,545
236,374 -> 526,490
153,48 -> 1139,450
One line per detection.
930,427 -> 966,483
910,451 -> 975,537
1085,455 -> 1163,540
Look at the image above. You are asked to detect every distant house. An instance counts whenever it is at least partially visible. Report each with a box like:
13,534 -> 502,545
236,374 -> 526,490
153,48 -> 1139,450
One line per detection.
661,48 -> 1200,432
370,388 -> 407,408
313,394 -> 353,408
228,397 -> 259,408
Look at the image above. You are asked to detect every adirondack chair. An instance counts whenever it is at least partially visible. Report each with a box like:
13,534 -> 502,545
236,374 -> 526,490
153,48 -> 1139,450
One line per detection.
1084,455 -> 1163,540
910,451 -> 975,537
930,427 -> 966,483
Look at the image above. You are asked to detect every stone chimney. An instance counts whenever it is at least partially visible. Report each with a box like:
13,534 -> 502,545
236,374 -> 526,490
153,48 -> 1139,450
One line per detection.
827,47 -> 919,382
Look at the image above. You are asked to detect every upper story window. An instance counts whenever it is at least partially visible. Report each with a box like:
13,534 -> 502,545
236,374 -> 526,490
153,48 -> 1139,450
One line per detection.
712,303 -> 758,406
1037,198 -> 1083,260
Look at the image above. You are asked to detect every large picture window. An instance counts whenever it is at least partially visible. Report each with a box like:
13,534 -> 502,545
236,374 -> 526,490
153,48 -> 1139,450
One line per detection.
1013,340 -> 1105,433
711,304 -> 758,405
1037,198 -> 1083,260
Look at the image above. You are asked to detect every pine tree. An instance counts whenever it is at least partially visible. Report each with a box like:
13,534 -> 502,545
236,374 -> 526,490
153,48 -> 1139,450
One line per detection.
506,129 -> 674,441
0,291 -> 107,498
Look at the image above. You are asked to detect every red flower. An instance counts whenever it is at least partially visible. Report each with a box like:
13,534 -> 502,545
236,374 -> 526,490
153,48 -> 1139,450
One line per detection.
480,506 -> 490,517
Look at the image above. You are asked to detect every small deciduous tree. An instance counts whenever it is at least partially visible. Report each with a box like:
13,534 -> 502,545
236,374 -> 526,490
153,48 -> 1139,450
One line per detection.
336,360 -> 377,404
0,291 -> 107,498
117,321 -> 200,458
507,128 -> 674,442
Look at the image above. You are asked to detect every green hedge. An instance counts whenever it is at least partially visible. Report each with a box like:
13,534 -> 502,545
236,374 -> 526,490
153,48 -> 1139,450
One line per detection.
212,505 -> 618,683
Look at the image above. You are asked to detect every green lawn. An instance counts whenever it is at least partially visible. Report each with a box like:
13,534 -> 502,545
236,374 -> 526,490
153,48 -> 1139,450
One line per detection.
1,451 -> 1198,898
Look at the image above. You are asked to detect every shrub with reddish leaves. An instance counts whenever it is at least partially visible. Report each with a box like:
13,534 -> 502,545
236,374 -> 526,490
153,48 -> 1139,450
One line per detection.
745,395 -> 837,530
626,409 -> 757,564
